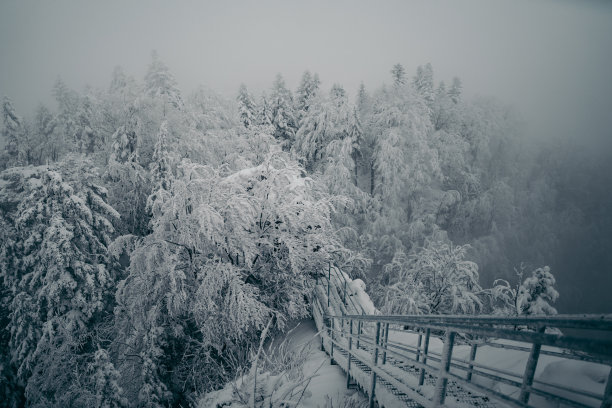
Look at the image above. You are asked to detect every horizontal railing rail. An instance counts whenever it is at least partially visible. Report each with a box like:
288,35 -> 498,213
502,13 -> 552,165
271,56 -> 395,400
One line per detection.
319,312 -> 612,408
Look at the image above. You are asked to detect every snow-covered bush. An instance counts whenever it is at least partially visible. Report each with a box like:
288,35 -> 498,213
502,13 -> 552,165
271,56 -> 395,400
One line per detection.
483,264 -> 559,316
380,240 -> 482,315
199,322 -> 320,408
518,266 -> 559,315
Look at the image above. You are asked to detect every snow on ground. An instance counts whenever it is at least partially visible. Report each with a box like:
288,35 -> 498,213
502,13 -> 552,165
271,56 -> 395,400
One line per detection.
199,319 -> 367,408
282,319 -> 367,407
386,329 -> 609,407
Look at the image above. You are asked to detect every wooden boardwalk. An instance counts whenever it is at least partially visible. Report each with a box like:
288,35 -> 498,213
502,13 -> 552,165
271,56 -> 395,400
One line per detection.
312,266 -> 612,408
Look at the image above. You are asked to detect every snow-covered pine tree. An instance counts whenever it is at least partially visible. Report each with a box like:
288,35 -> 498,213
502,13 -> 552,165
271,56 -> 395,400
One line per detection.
0,162 -> 120,406
145,51 -> 183,113
270,74 -> 297,149
237,84 -> 257,128
109,66 -> 128,94
448,76 -> 463,104
330,83 -> 346,104
431,80 -> 458,132
257,92 -> 273,126
295,70 -> 320,121
391,63 -> 406,87
33,104 -> 60,164
2,97 -> 24,168
412,63 -> 435,106
356,82 -> 370,114
371,85 -> 440,208
146,120 -> 172,220
90,349 -> 127,408
106,109 -> 151,235
484,265 -> 560,316
517,266 -> 559,315
74,96 -> 97,155
348,107 -> 364,184
295,84 -> 359,173
109,113 -> 138,165
293,94 -> 329,171
52,78 -> 81,157
321,107 -> 369,222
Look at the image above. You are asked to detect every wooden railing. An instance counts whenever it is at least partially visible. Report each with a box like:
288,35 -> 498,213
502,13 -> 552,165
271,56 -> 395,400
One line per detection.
312,268 -> 612,408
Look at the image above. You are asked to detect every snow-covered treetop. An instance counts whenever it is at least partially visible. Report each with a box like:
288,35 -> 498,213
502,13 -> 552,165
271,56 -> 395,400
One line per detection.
145,50 -> 183,110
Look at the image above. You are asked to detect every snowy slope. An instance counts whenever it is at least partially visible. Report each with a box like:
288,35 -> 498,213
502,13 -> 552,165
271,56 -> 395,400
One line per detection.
198,319 -> 367,407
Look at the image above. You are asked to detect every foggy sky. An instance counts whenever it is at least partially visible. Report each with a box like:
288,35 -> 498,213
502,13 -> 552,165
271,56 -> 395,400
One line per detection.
1,0 -> 612,149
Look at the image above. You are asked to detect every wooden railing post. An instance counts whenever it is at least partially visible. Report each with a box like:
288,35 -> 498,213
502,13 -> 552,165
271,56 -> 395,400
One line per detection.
327,262 -> 331,308
382,322 -> 390,365
347,319 -> 353,389
416,329 -> 423,363
467,342 -> 478,382
369,321 -> 381,408
601,367 -> 612,408
519,326 -> 545,404
343,278 -> 347,305
330,316 -> 335,363
357,320 -> 362,349
433,330 -> 456,406
418,328 -> 431,386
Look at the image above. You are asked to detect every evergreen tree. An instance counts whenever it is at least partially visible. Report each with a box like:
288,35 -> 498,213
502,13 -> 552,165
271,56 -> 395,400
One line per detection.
146,120 -> 172,220
0,163 -> 120,406
295,70 -> 320,120
269,74 -> 297,149
2,97 -> 23,167
74,96 -> 97,155
33,104 -> 60,164
236,84 -> 257,128
391,63 -> 406,87
52,78 -> 80,155
448,76 -> 463,104
371,86 -> 439,206
293,95 -> 327,171
517,266 -> 559,315
107,109 -> 150,236
356,82 -> 370,114
330,83 -> 346,104
412,63 -> 435,105
86,348 -> 127,408
348,107 -> 364,184
432,81 -> 456,131
437,80 -> 446,96
109,113 -> 139,165
257,92 -> 273,126
144,51 -> 183,112
109,66 -> 128,94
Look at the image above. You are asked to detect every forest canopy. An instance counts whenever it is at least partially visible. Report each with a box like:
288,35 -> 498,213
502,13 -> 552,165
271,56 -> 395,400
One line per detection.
1,53 -> 609,407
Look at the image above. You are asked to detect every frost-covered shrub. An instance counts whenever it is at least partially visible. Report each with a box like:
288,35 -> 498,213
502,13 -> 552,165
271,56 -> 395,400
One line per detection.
483,264 -> 559,316
380,240 -> 482,315
518,266 -> 559,316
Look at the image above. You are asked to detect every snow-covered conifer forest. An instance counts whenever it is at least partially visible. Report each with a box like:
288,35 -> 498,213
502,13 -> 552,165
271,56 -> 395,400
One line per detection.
1,1 -> 611,407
